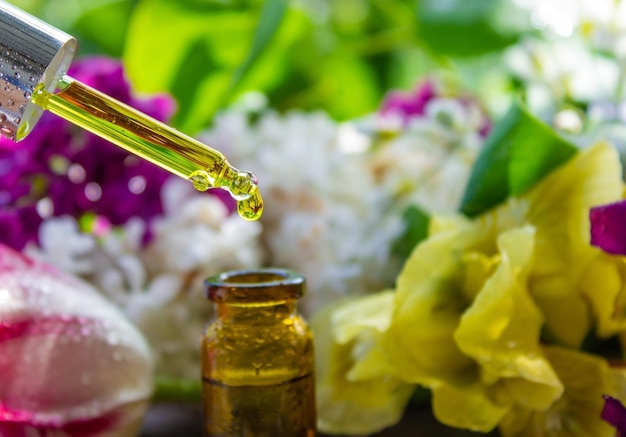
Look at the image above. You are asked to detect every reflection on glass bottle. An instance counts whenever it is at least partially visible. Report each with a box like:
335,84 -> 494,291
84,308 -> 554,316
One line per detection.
202,268 -> 316,437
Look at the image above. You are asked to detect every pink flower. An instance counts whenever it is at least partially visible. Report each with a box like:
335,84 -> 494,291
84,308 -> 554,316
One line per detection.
0,244 -> 153,436
590,200 -> 626,255
602,395 -> 626,436
380,80 -> 436,123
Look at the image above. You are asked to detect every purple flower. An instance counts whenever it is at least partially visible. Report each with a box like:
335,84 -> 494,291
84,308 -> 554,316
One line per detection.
0,206 -> 41,252
379,79 -> 492,137
0,56 -> 178,250
602,395 -> 626,436
380,80 -> 436,123
590,201 -> 626,256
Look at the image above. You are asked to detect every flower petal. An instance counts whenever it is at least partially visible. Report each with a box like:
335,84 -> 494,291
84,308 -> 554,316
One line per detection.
384,215 -> 479,385
580,254 -> 626,337
526,141 -> 623,346
499,346 -> 616,437
432,378 -> 508,432
602,395 -> 626,435
0,245 -> 153,435
527,141 -> 622,285
313,292 -> 414,435
591,200 -> 626,256
455,226 -> 563,411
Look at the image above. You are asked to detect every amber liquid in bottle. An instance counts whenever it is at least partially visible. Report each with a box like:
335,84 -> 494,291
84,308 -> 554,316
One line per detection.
203,374 -> 316,437
202,269 -> 316,437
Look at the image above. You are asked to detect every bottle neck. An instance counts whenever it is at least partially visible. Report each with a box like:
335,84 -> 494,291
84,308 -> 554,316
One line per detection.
215,300 -> 298,325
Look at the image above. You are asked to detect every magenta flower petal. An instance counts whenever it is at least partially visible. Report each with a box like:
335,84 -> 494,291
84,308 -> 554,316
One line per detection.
602,395 -> 626,434
0,206 -> 42,250
380,80 -> 436,123
68,56 -> 132,102
590,201 -> 626,255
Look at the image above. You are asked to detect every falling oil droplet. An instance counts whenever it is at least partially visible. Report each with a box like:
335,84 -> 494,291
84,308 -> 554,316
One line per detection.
237,190 -> 263,221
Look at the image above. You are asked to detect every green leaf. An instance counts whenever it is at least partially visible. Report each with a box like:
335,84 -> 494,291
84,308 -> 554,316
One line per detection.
415,0 -> 520,57
226,0 -> 287,96
169,38 -> 219,129
320,54 -> 381,120
10,0 -> 135,57
74,0 -> 135,57
460,101 -> 579,217
123,1 -> 254,124
124,0 -> 302,132
392,204 -> 430,261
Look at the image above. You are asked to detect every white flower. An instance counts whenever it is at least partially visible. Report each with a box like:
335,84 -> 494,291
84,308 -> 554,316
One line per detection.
29,216 -> 96,275
201,111 -> 400,314
505,38 -> 620,110
28,178 -> 265,380
369,96 -> 484,215
199,108 -> 481,314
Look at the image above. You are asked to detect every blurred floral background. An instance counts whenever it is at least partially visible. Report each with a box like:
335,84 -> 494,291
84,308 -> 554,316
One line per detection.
5,0 -> 626,436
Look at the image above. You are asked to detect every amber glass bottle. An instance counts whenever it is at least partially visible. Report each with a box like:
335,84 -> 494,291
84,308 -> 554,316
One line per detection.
202,268 -> 316,437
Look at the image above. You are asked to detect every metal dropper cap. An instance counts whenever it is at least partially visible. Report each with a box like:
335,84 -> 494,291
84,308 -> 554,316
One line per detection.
0,1 -> 76,141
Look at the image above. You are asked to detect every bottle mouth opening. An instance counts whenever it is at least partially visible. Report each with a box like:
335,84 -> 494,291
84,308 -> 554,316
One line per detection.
205,268 -> 305,303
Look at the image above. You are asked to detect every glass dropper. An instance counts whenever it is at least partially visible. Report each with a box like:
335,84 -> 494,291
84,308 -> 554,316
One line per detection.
30,75 -> 263,221
0,0 -> 262,221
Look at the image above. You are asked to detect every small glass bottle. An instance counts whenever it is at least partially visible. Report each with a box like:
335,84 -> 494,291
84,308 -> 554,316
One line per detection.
202,268 -> 316,437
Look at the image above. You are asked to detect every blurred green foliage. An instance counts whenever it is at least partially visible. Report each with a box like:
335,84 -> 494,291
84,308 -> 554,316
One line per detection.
11,0 -> 531,133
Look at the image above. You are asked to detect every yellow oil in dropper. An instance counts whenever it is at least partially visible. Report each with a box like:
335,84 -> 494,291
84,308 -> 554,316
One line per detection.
30,75 -> 263,221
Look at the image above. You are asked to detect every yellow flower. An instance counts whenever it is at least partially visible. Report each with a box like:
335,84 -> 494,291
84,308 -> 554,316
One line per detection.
455,227 -> 563,410
382,142 -> 624,432
580,254 -> 626,338
499,347 -> 616,437
524,142 -> 623,346
312,291 -> 415,435
312,142 -> 625,435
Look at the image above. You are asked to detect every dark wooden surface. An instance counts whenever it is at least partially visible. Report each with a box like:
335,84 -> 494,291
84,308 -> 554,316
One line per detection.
139,403 -> 499,437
